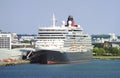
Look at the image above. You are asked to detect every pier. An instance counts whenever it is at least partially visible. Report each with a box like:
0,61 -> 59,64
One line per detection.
0,60 -> 30,67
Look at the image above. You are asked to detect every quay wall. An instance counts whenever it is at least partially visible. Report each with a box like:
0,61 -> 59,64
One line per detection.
0,60 -> 30,67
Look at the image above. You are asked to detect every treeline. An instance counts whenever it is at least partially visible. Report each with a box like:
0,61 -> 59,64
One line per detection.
93,47 -> 120,56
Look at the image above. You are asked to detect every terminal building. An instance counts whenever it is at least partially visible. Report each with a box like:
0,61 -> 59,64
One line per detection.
0,31 -> 35,61
0,32 -> 11,50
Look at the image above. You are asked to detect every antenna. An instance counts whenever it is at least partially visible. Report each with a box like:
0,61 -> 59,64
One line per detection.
52,13 -> 56,27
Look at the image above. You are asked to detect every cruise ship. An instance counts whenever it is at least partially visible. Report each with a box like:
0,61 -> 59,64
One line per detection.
30,15 -> 93,64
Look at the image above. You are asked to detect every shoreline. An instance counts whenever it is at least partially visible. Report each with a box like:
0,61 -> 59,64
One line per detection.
1,56 -> 120,67
92,56 -> 120,60
0,60 -> 30,67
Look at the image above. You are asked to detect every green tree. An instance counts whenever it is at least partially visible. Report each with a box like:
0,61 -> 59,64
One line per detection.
104,47 -> 112,56
93,47 -> 99,56
93,47 -> 106,56
110,47 -> 120,56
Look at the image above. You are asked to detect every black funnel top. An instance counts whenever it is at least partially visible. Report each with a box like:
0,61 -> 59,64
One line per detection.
68,15 -> 73,21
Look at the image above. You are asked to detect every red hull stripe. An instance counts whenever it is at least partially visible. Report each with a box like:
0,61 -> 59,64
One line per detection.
47,61 -> 66,64
47,60 -> 90,64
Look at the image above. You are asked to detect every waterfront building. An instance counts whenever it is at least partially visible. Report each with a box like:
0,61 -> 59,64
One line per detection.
117,36 -> 120,42
11,33 -> 19,44
91,33 -> 119,44
11,34 -> 37,48
0,32 -> 11,50
0,31 -> 35,61
17,34 -> 36,42
92,33 -> 120,48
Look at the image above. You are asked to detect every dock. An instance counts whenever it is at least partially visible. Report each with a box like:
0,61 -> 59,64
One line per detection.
0,60 -> 30,67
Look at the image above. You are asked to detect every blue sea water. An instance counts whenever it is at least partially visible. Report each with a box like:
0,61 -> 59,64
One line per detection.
0,60 -> 120,78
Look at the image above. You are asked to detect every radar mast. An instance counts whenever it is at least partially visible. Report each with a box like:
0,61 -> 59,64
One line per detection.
52,13 -> 56,27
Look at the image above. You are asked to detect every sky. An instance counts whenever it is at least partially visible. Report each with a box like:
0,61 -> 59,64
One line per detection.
0,0 -> 120,35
